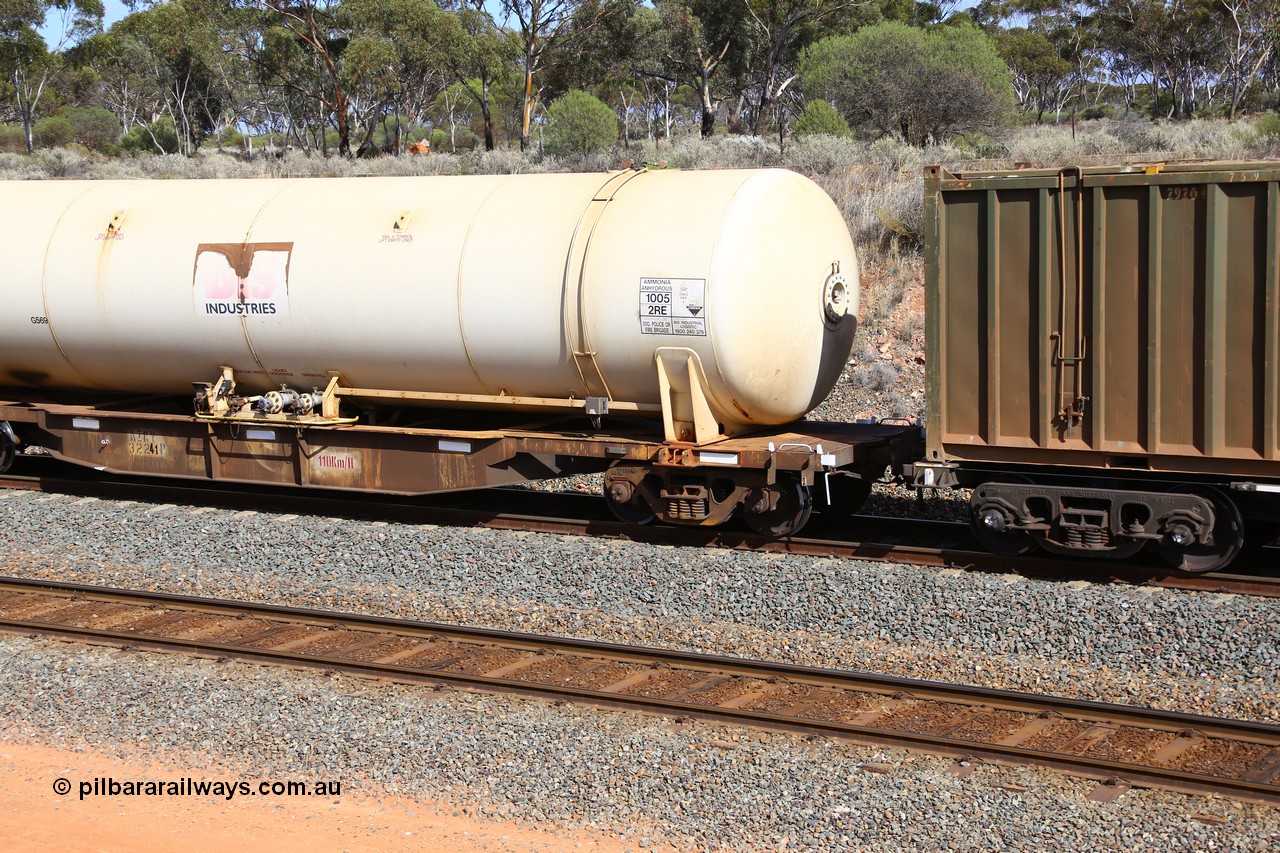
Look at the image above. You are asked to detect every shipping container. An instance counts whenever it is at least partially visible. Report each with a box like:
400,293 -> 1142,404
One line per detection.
920,162 -> 1280,570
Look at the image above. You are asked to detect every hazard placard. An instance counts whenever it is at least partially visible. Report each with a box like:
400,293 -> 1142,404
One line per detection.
639,277 -> 705,336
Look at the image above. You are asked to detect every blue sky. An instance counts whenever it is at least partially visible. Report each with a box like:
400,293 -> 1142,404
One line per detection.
38,0 -> 126,47
102,0 -> 128,28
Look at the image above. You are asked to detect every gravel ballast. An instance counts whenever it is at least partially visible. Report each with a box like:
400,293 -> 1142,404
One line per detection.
2,637 -> 1277,852
1,487 -> 1279,848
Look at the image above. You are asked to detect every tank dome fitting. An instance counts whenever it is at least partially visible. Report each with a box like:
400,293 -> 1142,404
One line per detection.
823,270 -> 850,326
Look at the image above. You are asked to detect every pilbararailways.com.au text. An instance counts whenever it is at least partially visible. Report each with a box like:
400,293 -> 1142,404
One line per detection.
54,776 -> 343,801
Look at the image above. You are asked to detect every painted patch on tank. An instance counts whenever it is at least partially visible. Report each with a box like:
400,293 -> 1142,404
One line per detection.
194,243 -> 293,317
639,277 -> 705,336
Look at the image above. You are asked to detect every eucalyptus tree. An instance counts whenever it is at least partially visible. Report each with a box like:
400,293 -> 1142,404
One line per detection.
974,0 -> 1101,124
441,3 -> 521,150
740,0 -> 863,136
0,0 -> 103,152
537,0 -> 649,144
1097,0 -> 1223,118
244,0 -> 360,154
993,26 -> 1073,120
498,0 -> 635,149
339,0 -> 454,155
73,26 -> 165,146
93,0 -> 233,155
639,0 -> 752,137
1213,0 -> 1278,118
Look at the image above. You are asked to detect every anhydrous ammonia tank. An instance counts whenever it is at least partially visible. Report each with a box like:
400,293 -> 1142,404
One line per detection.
0,169 -> 857,428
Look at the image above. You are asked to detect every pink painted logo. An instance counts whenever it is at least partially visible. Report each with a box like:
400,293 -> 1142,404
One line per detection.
194,243 -> 292,317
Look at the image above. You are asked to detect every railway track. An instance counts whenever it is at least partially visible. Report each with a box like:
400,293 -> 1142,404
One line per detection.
2,460 -> 1278,598
2,575 -> 1278,806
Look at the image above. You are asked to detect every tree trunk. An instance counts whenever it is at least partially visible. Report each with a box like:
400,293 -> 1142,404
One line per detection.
335,91 -> 352,157
520,64 -> 535,151
699,77 -> 716,138
663,84 -> 672,140
620,88 -> 630,151
482,78 -> 495,151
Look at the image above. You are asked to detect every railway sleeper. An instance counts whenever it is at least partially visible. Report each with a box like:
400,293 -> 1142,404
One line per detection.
971,482 -> 1245,572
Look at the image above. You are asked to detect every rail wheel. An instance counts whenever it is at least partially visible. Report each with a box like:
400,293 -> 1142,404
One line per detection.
603,476 -> 655,525
743,479 -> 813,538
1153,485 -> 1244,574
0,426 -> 14,474
969,475 -> 1037,556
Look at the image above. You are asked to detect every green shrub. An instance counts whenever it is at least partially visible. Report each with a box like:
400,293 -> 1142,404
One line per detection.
33,115 -> 75,149
1258,112 -> 1280,138
218,127 -> 250,152
453,126 -> 478,151
794,101 -> 851,138
121,117 -> 180,155
62,107 -> 122,152
800,22 -> 1016,145
544,90 -> 618,157
0,124 -> 26,154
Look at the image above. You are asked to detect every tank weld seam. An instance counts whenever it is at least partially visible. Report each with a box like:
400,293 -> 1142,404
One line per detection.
456,176 -> 514,393
41,184 -> 103,389
236,180 -> 299,389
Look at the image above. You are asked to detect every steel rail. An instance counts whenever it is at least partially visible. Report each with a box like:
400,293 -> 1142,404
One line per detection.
1,466 -> 1277,598
1,576 -> 1278,806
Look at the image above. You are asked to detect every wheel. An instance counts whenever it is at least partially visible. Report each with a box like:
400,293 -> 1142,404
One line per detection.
1153,485 -> 1244,573
742,480 -> 813,538
0,427 -> 14,474
603,476 -> 655,525
969,476 -> 1037,556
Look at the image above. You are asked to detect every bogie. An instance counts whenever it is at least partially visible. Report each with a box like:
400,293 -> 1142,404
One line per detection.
965,477 -> 1249,573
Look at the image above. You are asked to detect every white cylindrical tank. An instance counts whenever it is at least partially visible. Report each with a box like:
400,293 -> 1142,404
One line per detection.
0,169 -> 858,427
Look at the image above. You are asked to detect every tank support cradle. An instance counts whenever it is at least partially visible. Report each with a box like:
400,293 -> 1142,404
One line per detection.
654,348 -> 748,444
